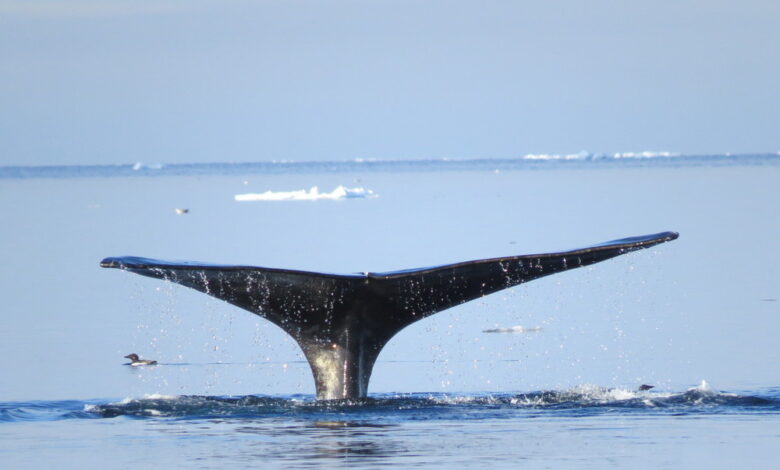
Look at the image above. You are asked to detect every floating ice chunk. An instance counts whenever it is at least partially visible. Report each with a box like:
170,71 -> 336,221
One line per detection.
612,151 -> 680,159
482,325 -> 543,333
520,151 -> 680,161
522,153 -> 584,161
132,162 -> 164,170
235,185 -> 377,202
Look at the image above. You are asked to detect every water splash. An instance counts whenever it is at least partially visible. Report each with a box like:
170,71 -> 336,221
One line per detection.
4,383 -> 778,424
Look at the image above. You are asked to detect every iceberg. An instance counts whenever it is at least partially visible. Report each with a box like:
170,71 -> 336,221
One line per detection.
235,185 -> 377,202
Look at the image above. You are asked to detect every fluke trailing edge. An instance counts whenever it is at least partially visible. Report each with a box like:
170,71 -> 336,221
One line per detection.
101,231 -> 678,400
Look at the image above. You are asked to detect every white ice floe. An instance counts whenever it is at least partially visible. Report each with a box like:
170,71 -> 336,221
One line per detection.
235,185 -> 377,202
521,151 -> 680,161
611,151 -> 680,159
522,152 -> 585,161
131,162 -> 164,170
482,325 -> 543,333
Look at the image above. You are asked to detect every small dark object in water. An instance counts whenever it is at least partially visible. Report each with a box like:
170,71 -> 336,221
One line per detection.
124,353 -> 157,366
638,384 -> 655,391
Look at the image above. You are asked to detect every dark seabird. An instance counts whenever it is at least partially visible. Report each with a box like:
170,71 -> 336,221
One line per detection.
638,384 -> 655,391
124,353 -> 157,366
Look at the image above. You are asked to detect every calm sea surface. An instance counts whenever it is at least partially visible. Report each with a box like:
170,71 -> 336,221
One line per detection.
1,155 -> 778,469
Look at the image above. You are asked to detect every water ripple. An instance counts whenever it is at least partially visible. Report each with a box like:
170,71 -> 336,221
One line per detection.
3,384 -> 778,424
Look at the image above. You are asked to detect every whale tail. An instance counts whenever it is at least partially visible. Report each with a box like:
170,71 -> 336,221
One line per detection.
101,231 -> 678,399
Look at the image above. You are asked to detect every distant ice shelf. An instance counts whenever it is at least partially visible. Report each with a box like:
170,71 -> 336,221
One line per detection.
235,185 -> 377,201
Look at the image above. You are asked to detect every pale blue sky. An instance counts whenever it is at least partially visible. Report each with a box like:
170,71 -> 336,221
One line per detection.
1,0 -> 778,166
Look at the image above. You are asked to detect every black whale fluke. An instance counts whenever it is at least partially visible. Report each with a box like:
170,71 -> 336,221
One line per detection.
101,231 -> 678,400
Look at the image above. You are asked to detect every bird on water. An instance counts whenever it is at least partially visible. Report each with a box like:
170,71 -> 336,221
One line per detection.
124,353 -> 157,366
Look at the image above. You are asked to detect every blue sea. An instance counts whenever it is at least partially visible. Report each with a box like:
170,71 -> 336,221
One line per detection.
1,154 -> 779,468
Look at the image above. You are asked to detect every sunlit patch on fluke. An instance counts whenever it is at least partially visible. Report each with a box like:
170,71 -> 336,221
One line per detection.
101,231 -> 678,400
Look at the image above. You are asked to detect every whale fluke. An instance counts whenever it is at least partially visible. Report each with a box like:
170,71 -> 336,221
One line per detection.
101,231 -> 678,399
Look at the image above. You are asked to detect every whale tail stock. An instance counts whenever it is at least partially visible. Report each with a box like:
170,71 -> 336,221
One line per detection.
100,231 -> 678,399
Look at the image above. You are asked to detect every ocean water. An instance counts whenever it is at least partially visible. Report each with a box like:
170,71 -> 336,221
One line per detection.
1,154 -> 779,468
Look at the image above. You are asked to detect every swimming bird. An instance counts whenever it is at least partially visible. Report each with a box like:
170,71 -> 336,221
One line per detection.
124,353 -> 157,366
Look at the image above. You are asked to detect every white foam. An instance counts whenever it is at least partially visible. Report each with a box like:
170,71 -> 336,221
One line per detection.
581,384 -> 656,402
689,379 -> 714,394
113,393 -> 179,405
143,393 -> 179,400
235,185 -> 377,202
